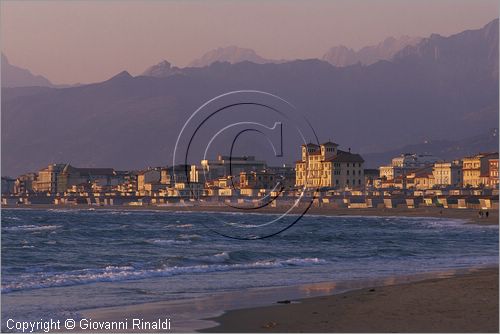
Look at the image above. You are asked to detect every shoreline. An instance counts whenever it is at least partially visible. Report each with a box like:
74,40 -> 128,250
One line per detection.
203,267 -> 499,333
2,204 -> 498,225
77,266 -> 499,333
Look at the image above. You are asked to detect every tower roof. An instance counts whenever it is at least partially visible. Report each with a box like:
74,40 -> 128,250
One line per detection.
302,142 -> 320,147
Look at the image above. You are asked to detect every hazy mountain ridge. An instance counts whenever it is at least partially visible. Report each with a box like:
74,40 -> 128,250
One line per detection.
141,60 -> 185,78
322,36 -> 422,67
1,19 -> 498,176
394,18 -> 499,77
187,46 -> 280,68
363,129 -> 499,168
1,54 -> 54,88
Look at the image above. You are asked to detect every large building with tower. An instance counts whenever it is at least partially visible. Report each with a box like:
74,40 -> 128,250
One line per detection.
295,142 -> 364,189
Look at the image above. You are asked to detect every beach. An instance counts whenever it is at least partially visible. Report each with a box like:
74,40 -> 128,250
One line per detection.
204,267 -> 499,333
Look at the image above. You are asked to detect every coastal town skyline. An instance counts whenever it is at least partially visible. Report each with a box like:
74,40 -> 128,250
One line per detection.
2,139 -> 498,209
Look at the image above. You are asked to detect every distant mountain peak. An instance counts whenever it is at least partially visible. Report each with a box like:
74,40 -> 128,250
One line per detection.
109,70 -> 132,80
188,45 -> 272,68
141,60 -> 183,78
1,53 -> 54,88
322,35 -> 422,67
393,18 -> 499,77
157,59 -> 170,66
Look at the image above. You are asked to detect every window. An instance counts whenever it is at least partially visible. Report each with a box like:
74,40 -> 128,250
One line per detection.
359,179 -> 361,185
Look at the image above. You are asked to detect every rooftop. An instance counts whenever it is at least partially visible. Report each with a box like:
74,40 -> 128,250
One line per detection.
325,150 -> 364,163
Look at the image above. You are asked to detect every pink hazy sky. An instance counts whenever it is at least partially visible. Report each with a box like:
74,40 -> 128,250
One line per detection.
1,0 -> 498,85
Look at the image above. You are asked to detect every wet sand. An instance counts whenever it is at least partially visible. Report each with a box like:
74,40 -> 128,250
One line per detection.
204,267 -> 499,333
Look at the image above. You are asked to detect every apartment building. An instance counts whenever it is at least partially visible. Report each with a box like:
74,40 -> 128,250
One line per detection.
462,152 -> 499,187
295,142 -> 364,189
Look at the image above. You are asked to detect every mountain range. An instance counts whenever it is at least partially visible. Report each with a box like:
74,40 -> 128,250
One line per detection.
1,54 -> 53,88
322,36 -> 422,67
143,36 -> 422,76
188,45 -> 280,68
1,19 -> 498,176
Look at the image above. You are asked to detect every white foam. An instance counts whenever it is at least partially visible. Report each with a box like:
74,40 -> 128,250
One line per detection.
3,225 -> 61,232
3,216 -> 21,221
176,224 -> 194,228
1,257 -> 326,293
147,239 -> 192,245
196,252 -> 231,263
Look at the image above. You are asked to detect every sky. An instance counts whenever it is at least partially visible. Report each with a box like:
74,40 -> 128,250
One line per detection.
1,0 -> 498,85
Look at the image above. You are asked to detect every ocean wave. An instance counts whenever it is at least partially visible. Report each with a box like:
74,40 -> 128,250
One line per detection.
176,224 -> 194,228
178,234 -> 201,240
195,251 -> 231,263
146,239 -> 192,245
2,216 -> 21,221
3,225 -> 61,232
106,211 -> 133,215
47,209 -> 75,213
1,257 -> 326,293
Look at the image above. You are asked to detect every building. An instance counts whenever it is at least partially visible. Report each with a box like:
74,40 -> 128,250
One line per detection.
295,142 -> 364,189
167,165 -> 191,184
239,171 -> 277,189
113,171 -> 138,194
199,155 -> 266,181
488,159 -> 499,188
413,171 -> 435,190
32,163 -> 117,194
60,165 -> 117,193
14,173 -> 36,194
1,177 -> 16,194
363,169 -> 379,189
266,165 -> 296,189
391,153 -> 439,168
379,165 -> 401,180
462,153 -> 499,188
137,168 -> 162,191
189,165 -> 203,183
32,163 -> 67,193
378,153 -> 439,189
432,161 -> 462,188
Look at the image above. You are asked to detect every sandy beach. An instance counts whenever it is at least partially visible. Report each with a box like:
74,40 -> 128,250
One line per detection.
77,268 -> 499,333
204,267 -> 499,333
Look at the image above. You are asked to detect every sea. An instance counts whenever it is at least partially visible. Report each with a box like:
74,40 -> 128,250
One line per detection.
1,208 -> 498,331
